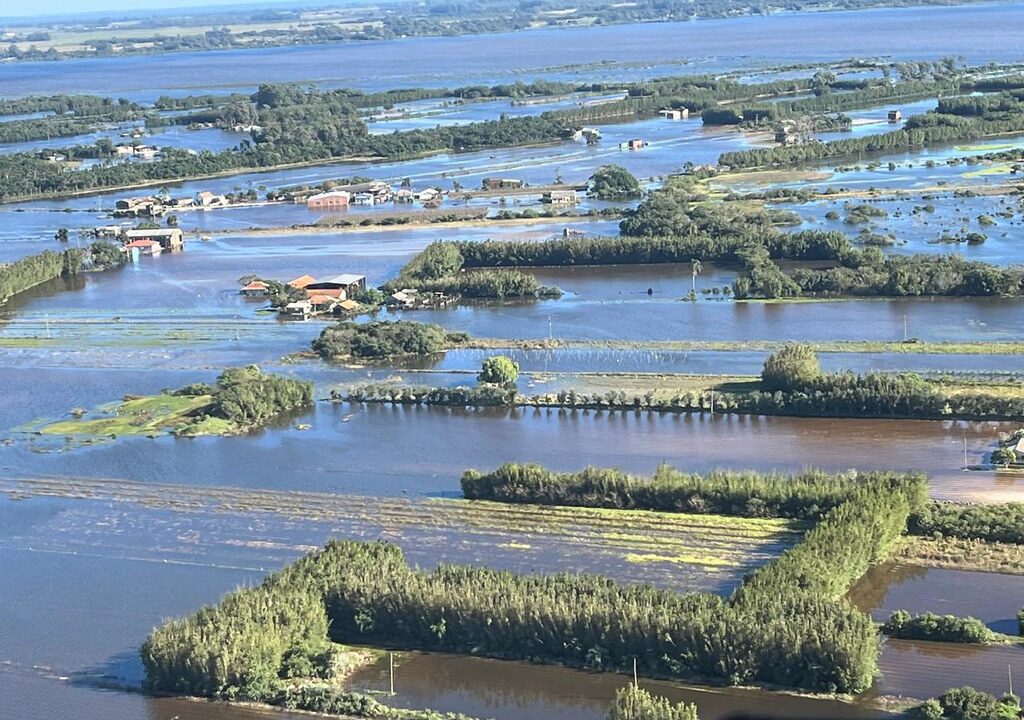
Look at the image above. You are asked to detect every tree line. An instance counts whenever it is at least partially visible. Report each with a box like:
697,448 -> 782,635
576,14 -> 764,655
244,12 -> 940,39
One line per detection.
0,244 -> 122,304
461,463 -> 900,520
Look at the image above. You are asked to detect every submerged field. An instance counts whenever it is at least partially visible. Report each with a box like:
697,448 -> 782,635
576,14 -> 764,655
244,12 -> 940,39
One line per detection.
0,476 -> 801,595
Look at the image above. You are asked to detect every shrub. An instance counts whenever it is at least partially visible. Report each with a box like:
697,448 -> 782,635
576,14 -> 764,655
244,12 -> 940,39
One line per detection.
912,687 -> 1022,720
881,610 -> 994,643
478,355 -> 519,385
761,344 -> 822,391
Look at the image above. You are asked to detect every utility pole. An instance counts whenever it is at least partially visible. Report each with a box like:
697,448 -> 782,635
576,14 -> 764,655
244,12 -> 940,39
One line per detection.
1009,664 -> 1013,696
963,437 -> 968,468
389,652 -> 395,695
903,314 -> 908,342
633,657 -> 638,687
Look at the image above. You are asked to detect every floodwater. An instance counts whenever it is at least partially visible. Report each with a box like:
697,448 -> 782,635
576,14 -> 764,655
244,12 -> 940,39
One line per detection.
851,563 -> 1024,635
2,4 -> 1023,100
2,8 -> 1024,719
2,392 -> 1018,503
385,293 -> 1024,343
0,489 -> 858,720
348,652 -> 887,720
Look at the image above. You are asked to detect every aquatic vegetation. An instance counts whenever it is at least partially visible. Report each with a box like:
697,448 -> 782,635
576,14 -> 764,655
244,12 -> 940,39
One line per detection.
38,393 -> 215,438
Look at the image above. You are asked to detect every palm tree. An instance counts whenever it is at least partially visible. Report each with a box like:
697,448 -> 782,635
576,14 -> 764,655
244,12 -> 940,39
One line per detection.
691,259 -> 702,292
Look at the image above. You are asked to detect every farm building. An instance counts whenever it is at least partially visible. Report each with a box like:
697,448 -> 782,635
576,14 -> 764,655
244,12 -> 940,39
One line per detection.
306,190 -> 351,211
123,228 -> 184,251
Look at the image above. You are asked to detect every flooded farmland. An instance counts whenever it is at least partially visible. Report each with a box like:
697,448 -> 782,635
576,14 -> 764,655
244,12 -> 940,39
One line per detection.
3,5 -> 1024,719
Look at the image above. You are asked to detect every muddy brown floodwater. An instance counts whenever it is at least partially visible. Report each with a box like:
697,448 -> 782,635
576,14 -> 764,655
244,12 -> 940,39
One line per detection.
347,652 -> 889,720
6,403 -> 1020,503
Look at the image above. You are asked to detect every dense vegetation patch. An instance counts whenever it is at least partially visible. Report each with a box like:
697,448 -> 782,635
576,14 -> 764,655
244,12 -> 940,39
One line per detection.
312,320 -> 467,360
881,610 -> 994,643
461,463 -> 909,520
912,686 -> 1022,720
143,468 -> 924,701
909,502 -> 1024,544
589,164 -> 642,199
34,366 -> 313,439
608,686 -> 698,720
384,242 -> 561,299
0,246 -> 122,303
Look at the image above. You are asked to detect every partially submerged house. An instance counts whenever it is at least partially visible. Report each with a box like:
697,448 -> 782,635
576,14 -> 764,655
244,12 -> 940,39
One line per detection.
545,189 -> 579,205
282,300 -> 313,318
888,109 -> 902,123
659,108 -> 689,120
197,191 -> 228,208
123,239 -> 163,257
306,190 -> 351,211
287,275 -> 317,290
123,228 -> 184,251
114,197 -> 164,218
482,178 -> 523,191
620,139 -> 646,150
305,274 -> 367,299
240,280 -> 270,296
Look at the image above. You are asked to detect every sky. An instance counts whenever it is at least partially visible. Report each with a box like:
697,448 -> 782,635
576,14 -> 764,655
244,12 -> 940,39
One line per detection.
1,0 -> 308,20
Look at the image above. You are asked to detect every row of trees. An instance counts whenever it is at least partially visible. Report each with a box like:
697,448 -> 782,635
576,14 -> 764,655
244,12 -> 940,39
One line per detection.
736,250 -> 1024,299
347,343 -> 1024,422
461,463 -> 908,520
908,501 -> 1024,544
719,103 -> 1024,168
0,249 -> 78,303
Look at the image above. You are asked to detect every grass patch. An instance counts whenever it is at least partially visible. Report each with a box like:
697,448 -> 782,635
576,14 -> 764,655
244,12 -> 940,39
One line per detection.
899,537 -> 1024,575
38,394 -> 215,438
962,163 -> 1015,178
625,552 -> 742,568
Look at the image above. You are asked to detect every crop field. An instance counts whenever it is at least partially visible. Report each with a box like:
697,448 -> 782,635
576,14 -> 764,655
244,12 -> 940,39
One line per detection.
0,476 -> 803,595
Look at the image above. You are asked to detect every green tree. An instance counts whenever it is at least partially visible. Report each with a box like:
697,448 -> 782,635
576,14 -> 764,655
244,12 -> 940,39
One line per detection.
607,685 -> 698,720
761,344 -> 822,391
54,228 -> 69,242
589,164 -> 642,199
478,355 -> 519,385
